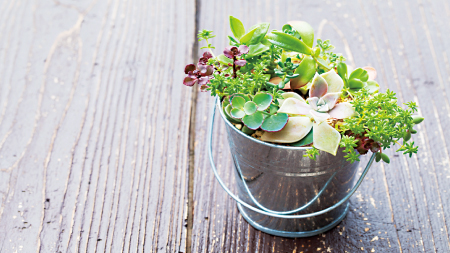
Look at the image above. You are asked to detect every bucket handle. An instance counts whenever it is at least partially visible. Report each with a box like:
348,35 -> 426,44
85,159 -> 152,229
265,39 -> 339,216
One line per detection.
232,154 -> 339,215
208,97 -> 376,219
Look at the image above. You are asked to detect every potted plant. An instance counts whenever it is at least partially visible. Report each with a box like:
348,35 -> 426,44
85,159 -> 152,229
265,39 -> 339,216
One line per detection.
183,16 -> 424,237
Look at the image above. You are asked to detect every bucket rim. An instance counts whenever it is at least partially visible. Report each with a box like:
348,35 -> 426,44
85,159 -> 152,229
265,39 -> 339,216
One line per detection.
217,98 -> 313,151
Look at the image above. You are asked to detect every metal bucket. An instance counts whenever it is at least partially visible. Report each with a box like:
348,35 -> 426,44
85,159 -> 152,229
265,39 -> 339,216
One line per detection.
208,97 -> 375,237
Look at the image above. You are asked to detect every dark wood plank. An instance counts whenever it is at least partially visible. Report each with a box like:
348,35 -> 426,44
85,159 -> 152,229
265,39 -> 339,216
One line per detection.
191,0 -> 450,252
0,0 -> 195,252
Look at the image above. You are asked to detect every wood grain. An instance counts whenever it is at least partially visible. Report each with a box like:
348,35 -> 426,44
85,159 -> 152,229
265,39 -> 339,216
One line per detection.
1,0 -> 449,252
0,0 -> 196,252
190,0 -> 450,252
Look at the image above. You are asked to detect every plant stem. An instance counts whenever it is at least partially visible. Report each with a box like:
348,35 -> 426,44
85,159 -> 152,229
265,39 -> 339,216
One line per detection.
205,39 -> 216,58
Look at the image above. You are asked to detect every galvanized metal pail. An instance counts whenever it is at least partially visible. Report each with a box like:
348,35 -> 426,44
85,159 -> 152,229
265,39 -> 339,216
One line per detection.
208,97 -> 375,237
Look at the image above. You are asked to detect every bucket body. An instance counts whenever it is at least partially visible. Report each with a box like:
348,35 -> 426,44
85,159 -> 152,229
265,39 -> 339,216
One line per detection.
219,101 -> 360,236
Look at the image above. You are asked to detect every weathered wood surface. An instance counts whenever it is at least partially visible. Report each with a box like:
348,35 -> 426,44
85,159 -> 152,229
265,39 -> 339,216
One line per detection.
1,0 -> 450,252
192,0 -> 450,252
0,0 -> 195,252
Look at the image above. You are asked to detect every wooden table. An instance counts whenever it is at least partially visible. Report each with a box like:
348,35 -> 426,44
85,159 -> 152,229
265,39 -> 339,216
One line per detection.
0,0 -> 449,252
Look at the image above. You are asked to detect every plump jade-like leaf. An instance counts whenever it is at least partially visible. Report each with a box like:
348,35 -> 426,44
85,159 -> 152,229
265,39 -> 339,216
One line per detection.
313,121 -> 341,156
266,31 -> 311,55
365,80 -> 380,93
253,93 -> 273,111
359,69 -> 369,82
328,102 -> 357,119
290,128 -> 313,147
244,101 -> 257,115
310,74 -> 328,98
290,56 -> 316,89
230,108 -> 246,119
261,113 -> 289,132
321,70 -> 344,93
225,104 -> 242,123
247,22 -> 270,45
380,153 -> 390,163
278,92 -> 305,106
348,78 -> 364,89
287,21 -> 315,48
229,16 -> 245,39
242,111 -> 264,130
247,43 -> 270,57
349,68 -> 364,80
231,96 -> 246,109
261,116 -> 313,143
240,27 -> 258,44
363,66 -> 377,81
337,62 -> 347,80
217,54 -> 233,65
278,98 -> 311,115
412,115 -> 424,124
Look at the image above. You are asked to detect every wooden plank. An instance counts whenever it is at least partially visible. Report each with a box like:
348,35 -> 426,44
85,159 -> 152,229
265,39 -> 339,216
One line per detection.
190,0 -> 450,252
0,0 -> 196,252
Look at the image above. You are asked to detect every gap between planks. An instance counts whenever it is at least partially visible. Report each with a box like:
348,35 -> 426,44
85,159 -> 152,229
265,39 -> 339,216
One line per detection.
186,0 -> 200,252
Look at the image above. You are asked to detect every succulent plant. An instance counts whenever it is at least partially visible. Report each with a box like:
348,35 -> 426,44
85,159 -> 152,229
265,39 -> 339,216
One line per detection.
263,70 -> 357,155
337,62 -> 380,95
225,93 -> 289,132
183,16 -> 424,163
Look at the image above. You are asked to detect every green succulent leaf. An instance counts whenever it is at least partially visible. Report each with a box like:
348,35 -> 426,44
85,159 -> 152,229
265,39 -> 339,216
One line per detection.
244,101 -> 257,115
290,56 -> 317,89
266,31 -> 312,55
253,93 -> 273,111
337,62 -> 347,80
375,152 -> 382,162
246,22 -> 270,45
404,131 -> 412,142
365,80 -> 380,93
290,128 -> 313,147
240,27 -> 258,44
288,21 -> 315,48
359,69 -> 369,82
412,115 -> 424,124
349,68 -> 364,80
314,56 -> 331,70
224,104 -> 241,123
349,78 -> 364,89
229,93 -> 250,104
242,111 -> 264,130
231,96 -> 246,109
247,43 -> 270,57
229,16 -> 245,39
380,153 -> 390,163
230,108 -> 245,119
261,113 -> 289,132
217,54 -> 233,65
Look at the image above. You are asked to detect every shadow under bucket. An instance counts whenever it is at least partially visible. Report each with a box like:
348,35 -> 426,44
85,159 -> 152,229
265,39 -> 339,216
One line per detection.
209,97 -> 376,237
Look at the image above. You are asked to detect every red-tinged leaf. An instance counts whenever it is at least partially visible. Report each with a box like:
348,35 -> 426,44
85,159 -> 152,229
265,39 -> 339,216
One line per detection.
183,76 -> 197,86
242,111 -> 264,130
253,93 -> 273,111
185,64 -> 196,74
261,113 -> 289,132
